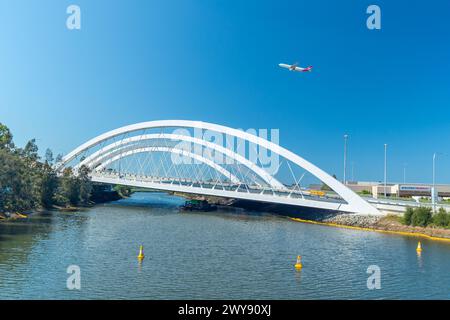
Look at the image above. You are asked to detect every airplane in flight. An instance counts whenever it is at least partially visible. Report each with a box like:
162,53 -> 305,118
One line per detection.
278,62 -> 312,72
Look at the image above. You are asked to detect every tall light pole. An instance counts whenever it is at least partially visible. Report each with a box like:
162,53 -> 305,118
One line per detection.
433,152 -> 437,213
351,161 -> 355,182
343,134 -> 348,185
384,144 -> 387,197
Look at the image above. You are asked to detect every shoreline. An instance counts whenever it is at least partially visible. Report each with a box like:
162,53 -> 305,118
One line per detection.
291,215 -> 450,243
0,189 -> 126,222
0,202 -> 117,222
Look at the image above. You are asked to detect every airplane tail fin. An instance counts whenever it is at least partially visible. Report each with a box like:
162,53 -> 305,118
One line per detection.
304,66 -> 313,72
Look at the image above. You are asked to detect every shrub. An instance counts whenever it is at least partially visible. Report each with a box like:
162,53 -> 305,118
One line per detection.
411,207 -> 433,227
403,207 -> 414,225
432,208 -> 450,227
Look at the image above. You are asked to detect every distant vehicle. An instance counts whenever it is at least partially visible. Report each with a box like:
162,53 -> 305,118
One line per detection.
279,62 -> 312,72
309,189 -> 325,197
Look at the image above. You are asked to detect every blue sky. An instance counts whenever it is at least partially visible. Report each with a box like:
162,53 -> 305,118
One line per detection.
0,0 -> 449,184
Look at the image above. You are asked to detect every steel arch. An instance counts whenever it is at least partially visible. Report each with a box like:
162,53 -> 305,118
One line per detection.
74,133 -> 285,189
93,146 -> 241,184
58,120 -> 380,215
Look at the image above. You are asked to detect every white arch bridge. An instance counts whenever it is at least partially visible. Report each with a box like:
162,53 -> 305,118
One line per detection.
56,120 -> 380,215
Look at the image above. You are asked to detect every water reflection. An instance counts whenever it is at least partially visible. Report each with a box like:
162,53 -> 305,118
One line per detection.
294,268 -> 302,284
417,250 -> 423,268
1,192 -> 450,299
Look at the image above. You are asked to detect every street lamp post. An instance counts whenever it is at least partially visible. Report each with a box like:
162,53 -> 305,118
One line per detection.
343,134 -> 348,185
433,152 -> 436,213
384,144 -> 387,197
351,161 -> 355,182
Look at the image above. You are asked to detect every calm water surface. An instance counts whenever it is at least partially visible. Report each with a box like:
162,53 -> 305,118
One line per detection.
1,192 -> 450,299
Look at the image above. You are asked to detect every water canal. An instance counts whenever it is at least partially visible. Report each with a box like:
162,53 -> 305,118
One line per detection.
1,192 -> 449,299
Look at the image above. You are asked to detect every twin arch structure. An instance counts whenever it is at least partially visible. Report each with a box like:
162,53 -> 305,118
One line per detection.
56,120 -> 380,215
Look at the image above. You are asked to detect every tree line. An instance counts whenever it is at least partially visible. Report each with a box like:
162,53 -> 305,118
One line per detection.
0,123 -> 92,214
403,206 -> 450,228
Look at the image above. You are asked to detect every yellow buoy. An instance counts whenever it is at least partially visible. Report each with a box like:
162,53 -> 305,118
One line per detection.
416,241 -> 422,253
294,255 -> 303,269
137,245 -> 145,261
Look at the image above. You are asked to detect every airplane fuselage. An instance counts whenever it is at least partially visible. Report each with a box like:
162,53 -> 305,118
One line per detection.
279,63 -> 312,72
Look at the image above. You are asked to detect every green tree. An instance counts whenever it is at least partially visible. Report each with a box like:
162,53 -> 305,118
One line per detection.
39,161 -> 58,208
22,139 -> 39,162
20,139 -> 42,209
78,165 -> 92,205
45,148 -> 54,164
0,123 -> 14,150
56,168 -> 80,207
0,148 -> 34,212
411,207 -> 433,227
0,124 -> 96,213
432,208 -> 450,227
55,153 -> 63,164
403,207 -> 414,225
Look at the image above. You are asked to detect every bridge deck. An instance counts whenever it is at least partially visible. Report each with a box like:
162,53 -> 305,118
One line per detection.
91,173 -> 360,214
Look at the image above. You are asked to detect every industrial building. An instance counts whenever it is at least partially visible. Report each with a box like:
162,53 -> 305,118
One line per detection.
345,181 -> 450,199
